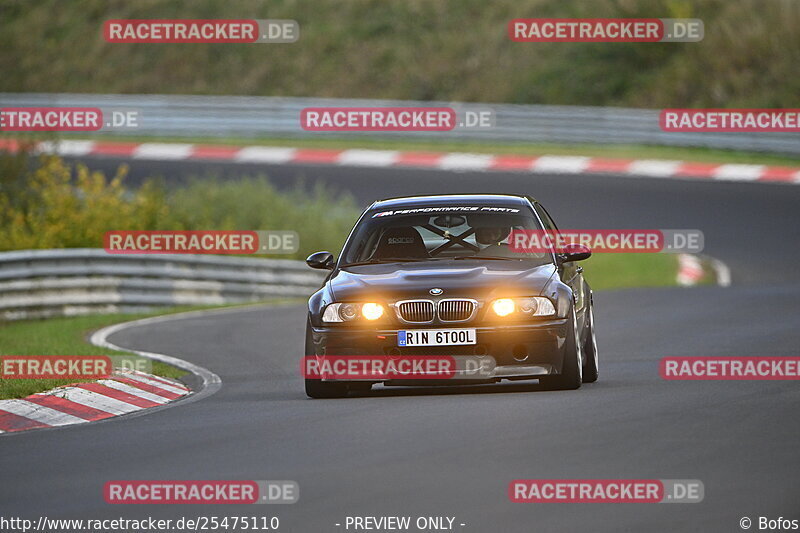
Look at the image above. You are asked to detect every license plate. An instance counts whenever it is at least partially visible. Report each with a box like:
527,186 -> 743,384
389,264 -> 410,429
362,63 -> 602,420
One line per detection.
397,329 -> 477,347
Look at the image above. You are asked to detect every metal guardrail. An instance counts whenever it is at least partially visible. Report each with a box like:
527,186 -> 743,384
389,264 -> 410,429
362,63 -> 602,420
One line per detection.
0,249 -> 325,320
1,93 -> 798,155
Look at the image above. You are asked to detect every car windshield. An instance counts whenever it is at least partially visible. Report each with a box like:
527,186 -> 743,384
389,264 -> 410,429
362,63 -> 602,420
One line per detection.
341,207 -> 552,266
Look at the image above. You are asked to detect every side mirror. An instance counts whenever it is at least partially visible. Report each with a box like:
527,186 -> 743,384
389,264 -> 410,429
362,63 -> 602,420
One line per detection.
559,243 -> 591,263
306,251 -> 335,270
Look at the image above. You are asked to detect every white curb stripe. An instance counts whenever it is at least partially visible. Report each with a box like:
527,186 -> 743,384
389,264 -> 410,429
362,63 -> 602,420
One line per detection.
710,258 -> 732,287
627,159 -> 683,177
0,399 -> 87,426
337,149 -> 399,167
123,368 -> 190,390
53,386 -> 142,415
36,140 -> 96,156
133,143 -> 194,160
437,153 -> 494,171
118,372 -> 188,395
234,146 -> 297,163
98,379 -> 171,404
532,156 -> 591,174
713,164 -> 765,181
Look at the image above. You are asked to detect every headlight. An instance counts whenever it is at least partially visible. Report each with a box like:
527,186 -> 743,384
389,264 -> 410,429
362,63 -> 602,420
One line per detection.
361,302 -> 384,320
490,297 -> 556,318
322,302 -> 385,323
492,298 -> 515,317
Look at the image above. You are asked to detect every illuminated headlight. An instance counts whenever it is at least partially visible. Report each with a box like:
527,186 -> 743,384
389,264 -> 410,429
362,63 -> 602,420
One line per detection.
490,297 -> 556,318
361,302 -> 384,320
491,298 -> 515,317
322,303 -> 385,323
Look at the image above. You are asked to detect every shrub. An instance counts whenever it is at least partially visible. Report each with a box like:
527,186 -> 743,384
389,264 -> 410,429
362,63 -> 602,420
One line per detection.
0,152 -> 359,259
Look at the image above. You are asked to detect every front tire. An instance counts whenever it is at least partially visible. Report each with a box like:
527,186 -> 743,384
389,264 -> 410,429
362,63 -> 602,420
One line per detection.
304,320 -> 349,399
581,299 -> 599,383
546,307 -> 582,390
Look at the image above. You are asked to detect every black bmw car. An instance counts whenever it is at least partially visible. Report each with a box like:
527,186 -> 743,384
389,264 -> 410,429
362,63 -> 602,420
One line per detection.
303,194 -> 598,398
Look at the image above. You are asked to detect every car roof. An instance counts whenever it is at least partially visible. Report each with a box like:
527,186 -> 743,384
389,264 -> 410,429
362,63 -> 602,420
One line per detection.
369,193 -> 535,211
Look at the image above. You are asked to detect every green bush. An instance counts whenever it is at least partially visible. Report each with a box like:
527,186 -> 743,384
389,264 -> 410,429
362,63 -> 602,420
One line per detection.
0,152 -> 360,259
0,155 -> 168,250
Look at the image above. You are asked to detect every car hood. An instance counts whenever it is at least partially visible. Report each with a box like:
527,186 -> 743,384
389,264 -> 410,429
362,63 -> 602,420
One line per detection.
328,260 -> 557,302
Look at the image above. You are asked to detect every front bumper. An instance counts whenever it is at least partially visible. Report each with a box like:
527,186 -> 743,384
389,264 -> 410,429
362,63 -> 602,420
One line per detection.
308,319 -> 569,382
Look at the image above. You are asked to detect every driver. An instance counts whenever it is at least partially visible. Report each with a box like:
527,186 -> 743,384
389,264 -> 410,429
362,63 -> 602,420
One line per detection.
475,226 -> 511,256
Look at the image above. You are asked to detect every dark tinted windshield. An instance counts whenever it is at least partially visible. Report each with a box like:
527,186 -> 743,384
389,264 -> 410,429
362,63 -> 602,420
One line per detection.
341,206 -> 551,266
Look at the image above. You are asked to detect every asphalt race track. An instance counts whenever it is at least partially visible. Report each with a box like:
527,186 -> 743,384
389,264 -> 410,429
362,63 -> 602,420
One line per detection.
2,158 -> 799,532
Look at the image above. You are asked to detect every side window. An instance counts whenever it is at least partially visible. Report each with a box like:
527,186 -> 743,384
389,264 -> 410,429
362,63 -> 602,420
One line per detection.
533,202 -> 558,231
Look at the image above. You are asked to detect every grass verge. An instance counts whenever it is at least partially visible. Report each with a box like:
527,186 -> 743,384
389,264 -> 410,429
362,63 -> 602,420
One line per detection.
586,253 -> 679,291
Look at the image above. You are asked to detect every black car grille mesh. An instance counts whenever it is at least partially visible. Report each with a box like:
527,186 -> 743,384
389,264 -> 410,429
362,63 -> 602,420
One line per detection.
438,300 -> 475,321
398,300 -> 435,322
397,299 -> 475,323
